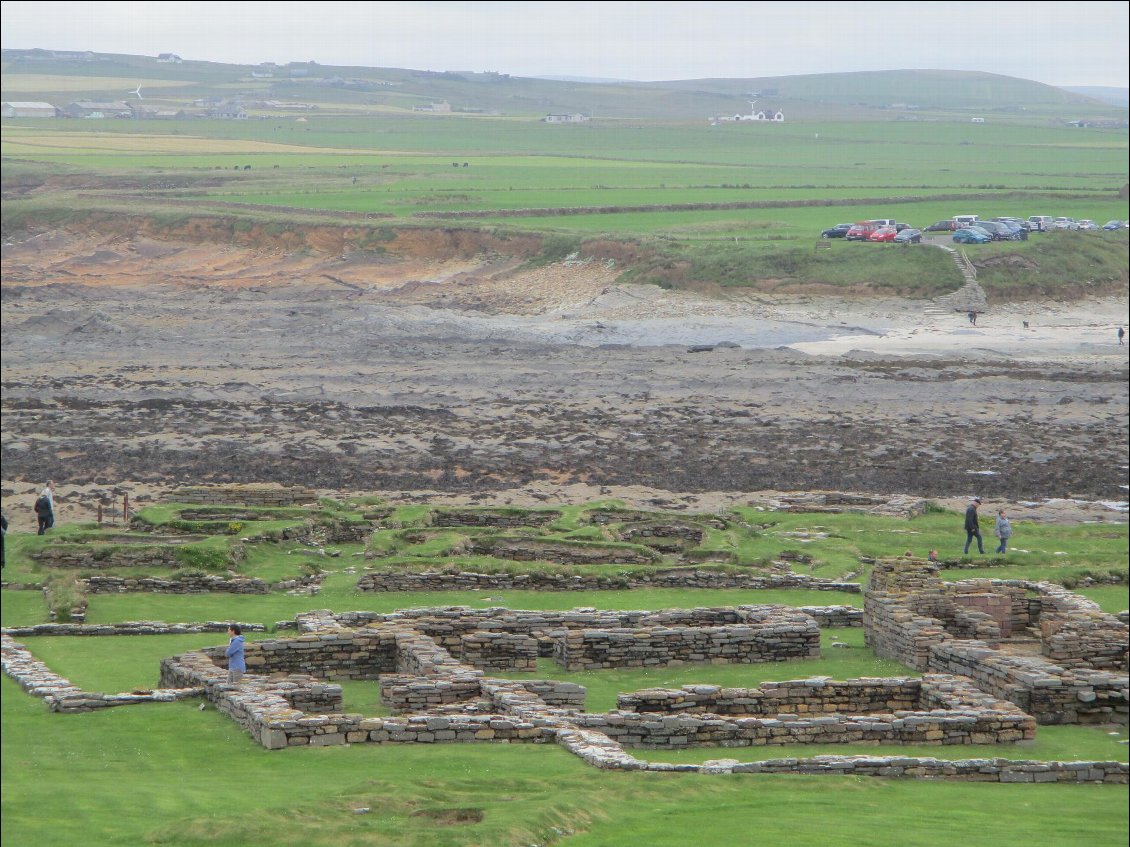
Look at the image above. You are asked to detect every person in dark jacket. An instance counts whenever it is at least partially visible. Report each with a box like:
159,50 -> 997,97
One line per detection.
225,624 -> 246,684
963,498 -> 984,555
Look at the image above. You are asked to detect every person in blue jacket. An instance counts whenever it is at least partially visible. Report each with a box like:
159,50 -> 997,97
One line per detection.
225,624 -> 246,684
994,509 -> 1013,555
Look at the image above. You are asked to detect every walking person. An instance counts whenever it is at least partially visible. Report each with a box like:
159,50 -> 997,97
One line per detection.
225,624 -> 246,685
34,481 -> 56,535
994,509 -> 1012,555
1119,326 -> 1125,345
963,497 -> 985,555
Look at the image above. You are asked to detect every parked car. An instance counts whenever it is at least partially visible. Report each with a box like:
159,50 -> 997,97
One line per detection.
820,223 -> 853,239
868,226 -> 900,242
893,228 -> 922,244
992,216 -> 1030,231
952,214 -> 981,226
953,227 -> 992,244
972,221 -> 1022,241
1028,215 -> 1054,232
846,221 -> 883,241
1077,220 -> 1099,231
1052,217 -> 1078,230
924,220 -> 958,232
1102,220 -> 1127,230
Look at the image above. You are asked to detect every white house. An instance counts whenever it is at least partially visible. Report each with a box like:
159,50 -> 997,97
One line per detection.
712,102 -> 784,123
543,113 -> 589,123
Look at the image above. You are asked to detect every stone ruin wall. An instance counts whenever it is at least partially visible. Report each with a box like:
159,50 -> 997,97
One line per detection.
357,569 -> 861,594
580,674 -> 1034,749
164,485 -> 318,506
863,559 -> 1129,725
552,619 -> 819,672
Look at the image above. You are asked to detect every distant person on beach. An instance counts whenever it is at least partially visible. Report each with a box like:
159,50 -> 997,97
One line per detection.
1119,326 -> 1125,345
34,481 -> 55,535
226,624 -> 246,684
968,311 -> 978,326
963,497 -> 984,555
1,511 -> 8,568
994,509 -> 1012,554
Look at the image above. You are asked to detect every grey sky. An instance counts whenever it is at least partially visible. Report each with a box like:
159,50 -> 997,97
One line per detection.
1,1 -> 1127,87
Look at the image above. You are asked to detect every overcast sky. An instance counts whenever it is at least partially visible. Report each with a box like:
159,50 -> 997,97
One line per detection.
2,1 -> 1127,87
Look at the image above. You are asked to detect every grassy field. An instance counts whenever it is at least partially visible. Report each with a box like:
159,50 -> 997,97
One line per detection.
0,507 -> 1126,845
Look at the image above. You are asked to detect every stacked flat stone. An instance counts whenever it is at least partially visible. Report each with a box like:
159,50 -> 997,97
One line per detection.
864,559 -> 1129,725
83,574 -> 271,594
431,509 -> 561,528
357,568 -> 861,593
165,485 -> 317,505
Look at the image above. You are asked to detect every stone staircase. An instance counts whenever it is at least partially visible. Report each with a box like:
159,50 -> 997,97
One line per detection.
929,244 -> 987,317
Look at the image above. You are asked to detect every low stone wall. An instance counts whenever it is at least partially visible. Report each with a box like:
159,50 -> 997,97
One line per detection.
619,678 -> 921,716
2,620 -> 265,637
645,756 -> 1127,783
553,617 -> 819,672
431,509 -> 561,528
459,631 -> 539,672
206,630 -> 399,680
84,574 -> 270,594
165,485 -> 318,506
33,545 -> 183,569
620,523 -> 705,551
4,634 -> 203,712
357,569 -> 860,594
468,538 -> 655,565
797,605 -> 864,627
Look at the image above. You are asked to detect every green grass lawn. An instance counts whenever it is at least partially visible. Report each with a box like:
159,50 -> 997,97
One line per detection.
2,676 -> 1126,847
2,499 -> 1127,846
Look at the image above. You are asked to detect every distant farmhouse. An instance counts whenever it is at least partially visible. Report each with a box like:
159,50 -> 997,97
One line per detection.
64,100 -> 132,119
129,104 -> 186,120
157,53 -> 183,63
413,101 -> 452,113
543,113 -> 590,123
712,101 -> 784,124
209,102 -> 248,120
2,101 -> 59,118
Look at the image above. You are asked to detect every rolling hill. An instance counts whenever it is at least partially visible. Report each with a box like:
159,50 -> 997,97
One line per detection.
2,49 -> 1125,123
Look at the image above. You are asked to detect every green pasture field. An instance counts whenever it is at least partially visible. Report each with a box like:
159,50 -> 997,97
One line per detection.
3,680 -> 1125,847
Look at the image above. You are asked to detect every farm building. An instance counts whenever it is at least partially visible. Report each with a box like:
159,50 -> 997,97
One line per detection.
157,53 -> 183,63
413,101 -> 452,113
2,101 -> 59,118
64,100 -> 132,119
543,113 -> 590,123
714,102 -> 784,123
209,103 -> 248,120
129,104 -> 187,120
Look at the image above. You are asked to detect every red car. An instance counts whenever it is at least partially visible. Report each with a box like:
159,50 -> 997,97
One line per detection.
867,226 -> 899,242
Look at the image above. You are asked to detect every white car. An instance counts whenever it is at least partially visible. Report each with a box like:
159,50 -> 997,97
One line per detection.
1052,217 -> 1078,230
1076,219 -> 1099,230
